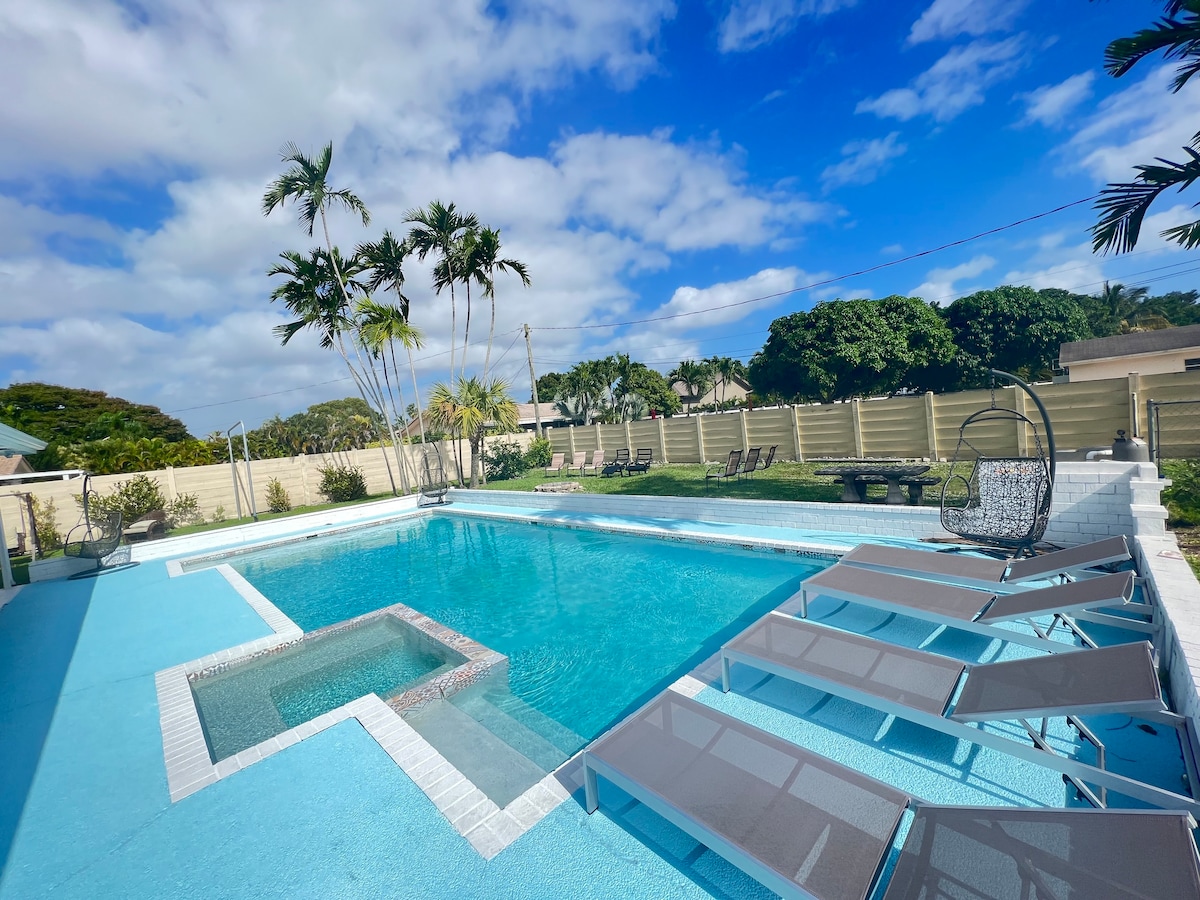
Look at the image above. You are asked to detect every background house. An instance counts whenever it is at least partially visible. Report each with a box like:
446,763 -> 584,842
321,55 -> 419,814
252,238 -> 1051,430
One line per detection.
672,373 -> 753,410
1059,324 -> 1200,382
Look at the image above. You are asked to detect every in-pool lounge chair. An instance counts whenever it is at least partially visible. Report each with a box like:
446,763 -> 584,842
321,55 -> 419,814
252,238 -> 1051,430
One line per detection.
795,562 -> 1134,651
839,535 -> 1132,591
720,613 -> 1200,816
582,691 -> 1200,900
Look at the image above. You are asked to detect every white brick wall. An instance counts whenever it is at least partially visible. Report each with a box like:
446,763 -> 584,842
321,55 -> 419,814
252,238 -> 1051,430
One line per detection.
1044,462 -> 1167,544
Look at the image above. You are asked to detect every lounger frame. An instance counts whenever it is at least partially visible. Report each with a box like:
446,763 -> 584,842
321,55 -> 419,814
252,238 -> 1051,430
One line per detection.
721,612 -> 1200,817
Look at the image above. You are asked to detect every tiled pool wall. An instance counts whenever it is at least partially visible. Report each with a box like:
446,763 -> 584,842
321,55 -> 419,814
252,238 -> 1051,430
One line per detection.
451,461 -> 1170,544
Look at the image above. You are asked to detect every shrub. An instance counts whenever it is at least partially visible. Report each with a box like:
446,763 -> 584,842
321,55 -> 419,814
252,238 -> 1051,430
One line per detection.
1163,459 -> 1200,528
318,464 -> 367,503
164,493 -> 204,530
85,474 -> 167,525
523,437 -> 554,468
30,496 -> 62,550
265,478 -> 292,513
211,505 -> 226,524
485,440 -> 530,481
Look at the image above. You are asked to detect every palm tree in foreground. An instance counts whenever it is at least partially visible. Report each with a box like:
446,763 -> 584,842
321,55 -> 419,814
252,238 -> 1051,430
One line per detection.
428,377 -> 518,488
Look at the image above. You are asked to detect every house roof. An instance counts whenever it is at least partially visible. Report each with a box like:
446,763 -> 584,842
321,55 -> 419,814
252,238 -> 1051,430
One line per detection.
669,373 -> 752,398
0,455 -> 33,476
514,402 -> 566,425
1060,323 -> 1200,366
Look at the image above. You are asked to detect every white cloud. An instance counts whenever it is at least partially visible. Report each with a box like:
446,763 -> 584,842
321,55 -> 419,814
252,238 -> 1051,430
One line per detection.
910,254 -> 996,303
908,0 -> 1028,45
1001,236 -> 1106,293
1069,64 -> 1200,183
1018,71 -> 1094,127
0,0 -> 676,179
717,0 -> 857,53
821,132 -> 907,189
858,37 -> 1026,122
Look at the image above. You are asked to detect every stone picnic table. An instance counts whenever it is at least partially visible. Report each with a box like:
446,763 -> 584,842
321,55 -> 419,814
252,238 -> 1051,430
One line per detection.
813,463 -> 933,505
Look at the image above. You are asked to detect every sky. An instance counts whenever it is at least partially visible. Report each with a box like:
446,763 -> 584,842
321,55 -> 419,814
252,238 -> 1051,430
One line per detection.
3,0 -> 1200,437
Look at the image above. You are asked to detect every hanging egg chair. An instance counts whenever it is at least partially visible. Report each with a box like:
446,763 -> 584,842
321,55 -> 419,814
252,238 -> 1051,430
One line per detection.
939,387 -> 1053,558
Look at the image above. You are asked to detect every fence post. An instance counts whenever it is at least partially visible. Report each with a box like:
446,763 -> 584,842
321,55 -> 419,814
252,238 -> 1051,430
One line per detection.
696,415 -> 707,463
1128,372 -> 1142,437
792,406 -> 804,462
924,392 -> 938,461
164,466 -> 178,502
624,421 -> 633,455
299,453 -> 311,505
851,399 -> 864,458
594,422 -> 603,454
657,417 -> 668,463
1147,399 -> 1158,474
738,409 -> 750,451
1013,389 -> 1029,456
568,425 -> 577,456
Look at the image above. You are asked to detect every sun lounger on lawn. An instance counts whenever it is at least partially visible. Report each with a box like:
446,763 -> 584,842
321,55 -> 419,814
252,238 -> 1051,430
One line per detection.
721,613 -> 1200,816
795,562 -> 1134,651
568,451 -> 587,475
705,450 -> 741,489
601,448 -> 630,476
544,452 -> 566,476
839,535 -> 1132,590
582,449 -> 605,476
626,448 -> 652,474
583,690 -> 1200,900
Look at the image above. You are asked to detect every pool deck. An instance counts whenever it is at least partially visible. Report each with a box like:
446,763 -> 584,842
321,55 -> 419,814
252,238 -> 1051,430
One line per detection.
1,492 -> 1196,898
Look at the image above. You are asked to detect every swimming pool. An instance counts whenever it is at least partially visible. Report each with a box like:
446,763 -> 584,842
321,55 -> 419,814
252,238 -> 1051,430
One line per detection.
223,512 -> 826,744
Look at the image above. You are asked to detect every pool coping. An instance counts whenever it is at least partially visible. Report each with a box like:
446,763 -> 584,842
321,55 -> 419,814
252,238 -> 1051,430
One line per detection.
157,558 -> 573,859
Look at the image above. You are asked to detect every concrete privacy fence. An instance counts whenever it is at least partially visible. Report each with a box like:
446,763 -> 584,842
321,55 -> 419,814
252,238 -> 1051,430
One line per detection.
1,432 -> 536,546
544,371 -> 1200,464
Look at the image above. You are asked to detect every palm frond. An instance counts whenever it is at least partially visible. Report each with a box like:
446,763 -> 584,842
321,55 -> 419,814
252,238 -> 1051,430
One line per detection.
1091,148 -> 1200,253
1104,6 -> 1200,91
1162,217 -> 1200,248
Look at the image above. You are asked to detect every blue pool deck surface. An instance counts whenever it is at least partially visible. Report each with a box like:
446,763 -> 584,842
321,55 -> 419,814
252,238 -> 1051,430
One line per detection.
0,503 -> 1181,898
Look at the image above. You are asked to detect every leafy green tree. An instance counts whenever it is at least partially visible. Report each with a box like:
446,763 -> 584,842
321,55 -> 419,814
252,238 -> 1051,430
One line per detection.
748,296 -> 955,402
942,286 -> 1090,388
0,383 -> 193,470
623,365 -> 682,417
1142,289 -> 1200,326
404,200 -> 480,383
428,377 -> 518,488
668,360 -> 715,412
533,372 -> 565,404
1092,2 -> 1200,253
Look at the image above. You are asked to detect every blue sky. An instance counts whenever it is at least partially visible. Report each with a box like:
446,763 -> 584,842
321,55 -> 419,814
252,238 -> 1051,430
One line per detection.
3,0 -> 1199,436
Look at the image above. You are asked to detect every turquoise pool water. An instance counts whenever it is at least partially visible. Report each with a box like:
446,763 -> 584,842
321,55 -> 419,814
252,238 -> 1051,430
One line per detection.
192,616 -> 464,761
229,512 -> 824,742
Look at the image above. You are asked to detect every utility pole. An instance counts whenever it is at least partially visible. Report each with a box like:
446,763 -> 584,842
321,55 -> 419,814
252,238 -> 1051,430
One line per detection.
524,323 -> 543,438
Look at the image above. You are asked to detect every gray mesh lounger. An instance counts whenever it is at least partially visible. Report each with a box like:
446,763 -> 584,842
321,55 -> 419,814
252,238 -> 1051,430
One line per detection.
720,613 -> 1200,816
581,691 -> 1200,900
839,535 -> 1131,590
883,806 -> 1200,900
796,563 -> 1134,652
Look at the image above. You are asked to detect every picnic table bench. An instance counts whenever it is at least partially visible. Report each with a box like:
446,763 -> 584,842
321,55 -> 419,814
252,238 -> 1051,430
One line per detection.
814,464 -> 939,505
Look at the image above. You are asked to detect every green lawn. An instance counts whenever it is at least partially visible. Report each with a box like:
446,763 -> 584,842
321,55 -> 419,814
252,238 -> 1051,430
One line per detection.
166,493 -> 401,538
476,461 -> 955,505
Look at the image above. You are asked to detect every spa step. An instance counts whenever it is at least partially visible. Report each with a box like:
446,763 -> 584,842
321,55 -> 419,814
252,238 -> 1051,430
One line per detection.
404,699 -> 548,808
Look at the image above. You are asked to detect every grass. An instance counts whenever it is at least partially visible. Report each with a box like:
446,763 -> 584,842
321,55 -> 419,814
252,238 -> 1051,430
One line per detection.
166,493 -> 399,538
476,461 -> 956,505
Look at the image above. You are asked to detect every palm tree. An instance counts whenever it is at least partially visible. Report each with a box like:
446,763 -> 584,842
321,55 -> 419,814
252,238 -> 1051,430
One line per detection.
263,142 -> 370,298
404,201 -> 480,383
1092,3 -> 1200,253
356,296 -> 425,451
357,231 -> 428,444
704,356 -> 747,405
1092,282 -> 1151,336
471,227 -> 530,379
668,360 -> 714,413
433,226 -> 487,382
427,377 -> 518,488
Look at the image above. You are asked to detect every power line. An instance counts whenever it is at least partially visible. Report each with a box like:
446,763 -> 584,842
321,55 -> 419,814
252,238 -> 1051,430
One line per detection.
535,195 -> 1099,331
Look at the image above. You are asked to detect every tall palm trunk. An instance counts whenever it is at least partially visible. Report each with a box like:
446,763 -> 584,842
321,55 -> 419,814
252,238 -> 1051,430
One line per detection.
483,283 -> 496,380
461,279 -> 473,383
405,344 -> 427,444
